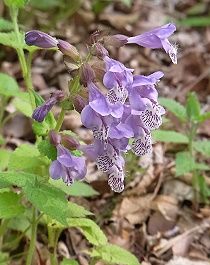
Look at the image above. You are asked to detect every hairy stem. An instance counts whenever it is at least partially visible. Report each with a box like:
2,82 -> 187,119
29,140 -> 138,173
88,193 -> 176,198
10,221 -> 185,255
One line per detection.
26,207 -> 37,265
48,226 -> 59,265
55,108 -> 65,132
10,7 -> 35,109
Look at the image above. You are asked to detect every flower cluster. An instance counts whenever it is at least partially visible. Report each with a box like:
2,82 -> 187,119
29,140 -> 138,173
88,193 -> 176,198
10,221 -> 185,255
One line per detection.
25,23 -> 177,192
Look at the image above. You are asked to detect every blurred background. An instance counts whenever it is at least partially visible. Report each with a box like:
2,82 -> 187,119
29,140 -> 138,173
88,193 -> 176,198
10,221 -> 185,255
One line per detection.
1,0 -> 210,264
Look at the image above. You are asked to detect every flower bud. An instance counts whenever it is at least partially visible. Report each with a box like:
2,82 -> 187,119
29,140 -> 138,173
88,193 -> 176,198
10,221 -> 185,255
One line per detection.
72,95 -> 87,113
104,34 -> 128,48
32,91 -> 64,122
25,30 -> 58,48
80,64 -> 96,87
49,130 -> 61,146
57,40 -> 80,61
61,135 -> 80,150
92,43 -> 109,58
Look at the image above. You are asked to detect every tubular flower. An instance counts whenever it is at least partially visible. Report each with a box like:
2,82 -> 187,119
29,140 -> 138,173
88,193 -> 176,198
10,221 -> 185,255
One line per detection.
127,23 -> 177,64
49,144 -> 87,185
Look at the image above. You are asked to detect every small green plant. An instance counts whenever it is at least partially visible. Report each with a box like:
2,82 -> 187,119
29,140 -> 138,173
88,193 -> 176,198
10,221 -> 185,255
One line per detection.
153,93 -> 210,203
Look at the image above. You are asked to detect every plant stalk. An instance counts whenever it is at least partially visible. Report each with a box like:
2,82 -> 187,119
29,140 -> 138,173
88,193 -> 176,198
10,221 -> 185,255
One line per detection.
26,207 -> 37,265
10,7 -> 35,109
55,109 -> 65,132
48,226 -> 59,265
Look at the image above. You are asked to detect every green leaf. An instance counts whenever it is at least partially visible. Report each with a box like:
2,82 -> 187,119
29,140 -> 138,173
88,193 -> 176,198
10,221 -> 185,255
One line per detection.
92,0 -> 111,14
159,97 -> 187,121
8,144 -> 49,176
0,149 -> 11,171
0,252 -> 9,264
24,182 -> 92,225
61,259 -> 79,265
0,32 -> 22,49
176,151 -> 194,176
186,3 -> 207,15
0,135 -> 5,145
196,175 -> 210,199
152,130 -> 188,143
199,111 -> 210,122
13,92 -> 33,117
0,73 -> 19,97
4,0 -> 29,8
179,16 -> 210,27
49,179 -> 99,197
120,0 -> 133,7
0,18 -> 13,32
0,171 -> 92,225
37,139 -> 57,160
175,151 -> 209,176
0,171 -> 38,188
91,244 -> 140,265
186,92 -> 201,121
29,0 -> 60,9
193,140 -> 210,157
0,191 -> 24,219
8,209 -> 31,238
67,218 -> 107,246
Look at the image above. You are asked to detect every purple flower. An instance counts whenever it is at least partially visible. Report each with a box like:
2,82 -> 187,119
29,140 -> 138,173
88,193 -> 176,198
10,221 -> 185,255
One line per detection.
25,30 -> 58,48
103,56 -> 133,90
127,23 -> 177,64
32,91 -> 64,122
129,71 -> 163,114
49,144 -> 87,185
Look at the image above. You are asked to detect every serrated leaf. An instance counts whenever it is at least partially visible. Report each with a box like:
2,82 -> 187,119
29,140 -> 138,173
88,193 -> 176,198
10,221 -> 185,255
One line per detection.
8,144 -> 49,176
13,92 -> 33,117
0,18 -> 13,31
152,130 -> 188,143
91,244 -> 140,265
67,218 -> 107,246
4,0 -> 29,8
176,151 -> 194,176
0,171 -> 91,224
193,140 -> 210,157
186,92 -> 201,121
0,149 -> 11,171
0,171 -> 38,188
23,182 -> 92,225
49,179 -> 99,197
159,97 -> 187,121
0,73 -> 19,97
0,191 -> 24,219
37,139 -> 57,160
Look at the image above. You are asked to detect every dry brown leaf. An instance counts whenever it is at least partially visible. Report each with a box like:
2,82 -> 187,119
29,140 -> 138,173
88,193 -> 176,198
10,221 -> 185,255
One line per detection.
114,195 -> 152,225
152,195 -> 179,221
166,257 -> 210,265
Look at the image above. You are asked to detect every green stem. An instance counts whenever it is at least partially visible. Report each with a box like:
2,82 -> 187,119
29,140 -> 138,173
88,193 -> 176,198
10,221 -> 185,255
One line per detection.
26,207 -> 37,265
188,122 -> 199,204
55,109 -> 65,132
10,7 -> 35,109
0,219 -> 9,250
48,226 -> 59,265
